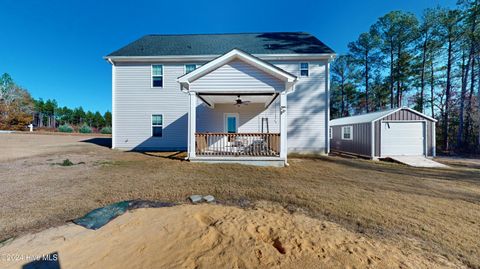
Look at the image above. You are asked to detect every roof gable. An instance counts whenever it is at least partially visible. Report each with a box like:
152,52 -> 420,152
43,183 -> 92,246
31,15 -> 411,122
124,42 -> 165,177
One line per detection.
178,49 -> 297,91
330,107 -> 437,126
106,32 -> 335,57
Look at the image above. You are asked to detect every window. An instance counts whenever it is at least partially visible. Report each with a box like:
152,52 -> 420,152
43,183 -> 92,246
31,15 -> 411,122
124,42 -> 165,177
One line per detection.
341,126 -> 353,140
329,127 -> 333,139
152,65 -> 163,87
152,114 -> 163,137
185,64 -> 197,74
300,62 -> 309,77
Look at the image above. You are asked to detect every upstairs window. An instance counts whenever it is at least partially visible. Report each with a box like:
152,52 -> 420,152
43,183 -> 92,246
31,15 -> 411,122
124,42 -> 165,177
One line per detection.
300,62 -> 309,77
185,64 -> 197,74
152,65 -> 163,88
341,126 -> 353,140
152,114 -> 163,137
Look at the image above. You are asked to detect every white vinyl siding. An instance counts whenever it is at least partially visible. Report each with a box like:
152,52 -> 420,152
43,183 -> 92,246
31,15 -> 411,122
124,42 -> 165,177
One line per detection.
190,59 -> 285,92
114,62 -> 188,150
113,59 -> 328,153
197,103 -> 280,134
271,60 -> 328,153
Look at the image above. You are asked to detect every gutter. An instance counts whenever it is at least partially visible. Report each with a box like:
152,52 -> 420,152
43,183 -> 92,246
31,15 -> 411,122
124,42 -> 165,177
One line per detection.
104,53 -> 336,63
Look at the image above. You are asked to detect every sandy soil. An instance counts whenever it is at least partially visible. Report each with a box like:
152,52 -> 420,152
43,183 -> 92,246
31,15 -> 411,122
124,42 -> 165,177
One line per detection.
0,202 -> 458,269
1,133 -> 479,267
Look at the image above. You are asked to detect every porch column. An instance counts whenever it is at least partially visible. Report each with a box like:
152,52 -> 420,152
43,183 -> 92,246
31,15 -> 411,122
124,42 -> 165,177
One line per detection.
280,91 -> 287,161
188,91 -> 197,158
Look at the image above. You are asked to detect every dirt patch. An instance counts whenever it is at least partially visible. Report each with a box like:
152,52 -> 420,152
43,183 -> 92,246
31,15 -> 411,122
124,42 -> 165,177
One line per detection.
0,202 -> 458,269
0,133 -> 109,162
0,133 -> 479,267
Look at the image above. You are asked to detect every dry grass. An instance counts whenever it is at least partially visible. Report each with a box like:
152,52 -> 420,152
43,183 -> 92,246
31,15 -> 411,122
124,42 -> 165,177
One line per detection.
0,133 -> 479,268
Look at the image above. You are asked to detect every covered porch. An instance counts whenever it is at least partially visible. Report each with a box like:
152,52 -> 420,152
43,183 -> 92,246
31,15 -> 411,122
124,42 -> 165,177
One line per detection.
177,49 -> 296,166
194,92 -> 282,157
188,91 -> 288,166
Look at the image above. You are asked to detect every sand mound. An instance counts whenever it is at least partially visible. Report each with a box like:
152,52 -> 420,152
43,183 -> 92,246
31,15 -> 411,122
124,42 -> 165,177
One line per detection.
0,202 -> 452,269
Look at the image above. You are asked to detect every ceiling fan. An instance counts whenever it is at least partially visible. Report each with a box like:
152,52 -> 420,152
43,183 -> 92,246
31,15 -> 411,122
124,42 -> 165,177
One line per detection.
234,95 -> 251,107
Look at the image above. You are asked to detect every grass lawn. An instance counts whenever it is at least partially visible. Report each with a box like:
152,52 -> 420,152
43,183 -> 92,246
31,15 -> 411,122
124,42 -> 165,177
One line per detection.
0,133 -> 479,268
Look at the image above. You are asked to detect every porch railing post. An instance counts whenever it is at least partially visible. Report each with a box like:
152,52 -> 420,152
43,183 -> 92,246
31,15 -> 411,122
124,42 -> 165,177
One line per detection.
280,92 -> 287,161
188,91 -> 197,158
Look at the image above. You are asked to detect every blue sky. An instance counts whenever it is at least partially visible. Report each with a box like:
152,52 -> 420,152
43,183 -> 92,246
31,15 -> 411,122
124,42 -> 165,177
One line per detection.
0,0 -> 456,113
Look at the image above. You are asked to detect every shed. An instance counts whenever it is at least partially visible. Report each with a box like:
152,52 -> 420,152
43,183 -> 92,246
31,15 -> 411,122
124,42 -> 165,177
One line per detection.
329,107 -> 437,159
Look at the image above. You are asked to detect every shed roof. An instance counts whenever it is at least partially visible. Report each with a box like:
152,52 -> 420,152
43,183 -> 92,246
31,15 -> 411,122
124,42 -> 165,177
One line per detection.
106,32 -> 335,57
330,107 -> 437,126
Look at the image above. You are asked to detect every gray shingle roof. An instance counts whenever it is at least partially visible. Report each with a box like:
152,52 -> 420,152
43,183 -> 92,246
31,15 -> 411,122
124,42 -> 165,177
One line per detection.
107,32 -> 335,57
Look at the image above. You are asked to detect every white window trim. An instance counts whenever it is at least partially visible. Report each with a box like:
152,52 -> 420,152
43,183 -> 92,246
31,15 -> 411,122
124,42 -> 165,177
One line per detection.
184,64 -> 198,74
300,62 -> 309,77
151,114 -> 164,137
224,113 -> 239,133
151,64 -> 163,88
341,126 -> 353,140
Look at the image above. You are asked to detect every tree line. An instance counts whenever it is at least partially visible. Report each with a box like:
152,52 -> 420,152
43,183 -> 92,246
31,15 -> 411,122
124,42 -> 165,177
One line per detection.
0,73 -> 111,132
330,0 -> 480,153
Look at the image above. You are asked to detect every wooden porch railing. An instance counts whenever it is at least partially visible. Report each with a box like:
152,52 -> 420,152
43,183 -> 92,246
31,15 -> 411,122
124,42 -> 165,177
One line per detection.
195,133 -> 280,157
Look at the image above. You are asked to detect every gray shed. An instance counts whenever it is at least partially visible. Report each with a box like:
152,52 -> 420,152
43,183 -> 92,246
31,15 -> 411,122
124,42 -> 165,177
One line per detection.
329,107 -> 437,159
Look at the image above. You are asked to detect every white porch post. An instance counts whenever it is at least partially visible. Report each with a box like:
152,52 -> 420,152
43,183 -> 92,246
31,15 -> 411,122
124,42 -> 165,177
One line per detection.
188,91 -> 197,159
280,91 -> 288,162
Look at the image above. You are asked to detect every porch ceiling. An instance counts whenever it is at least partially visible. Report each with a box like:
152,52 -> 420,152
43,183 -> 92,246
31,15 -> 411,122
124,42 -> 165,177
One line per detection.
198,93 -> 278,107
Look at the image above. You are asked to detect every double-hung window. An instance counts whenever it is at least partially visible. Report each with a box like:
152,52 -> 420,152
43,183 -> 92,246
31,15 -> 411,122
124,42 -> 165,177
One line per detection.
341,126 -> 353,140
300,62 -> 309,77
152,114 -> 163,137
185,64 -> 197,74
152,65 -> 163,88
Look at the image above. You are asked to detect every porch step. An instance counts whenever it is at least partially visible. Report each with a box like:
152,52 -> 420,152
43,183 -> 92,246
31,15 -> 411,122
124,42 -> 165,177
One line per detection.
189,156 -> 286,167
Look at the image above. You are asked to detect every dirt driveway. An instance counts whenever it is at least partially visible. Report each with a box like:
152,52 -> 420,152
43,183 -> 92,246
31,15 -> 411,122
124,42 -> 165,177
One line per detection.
0,132 -> 111,162
0,133 -> 479,268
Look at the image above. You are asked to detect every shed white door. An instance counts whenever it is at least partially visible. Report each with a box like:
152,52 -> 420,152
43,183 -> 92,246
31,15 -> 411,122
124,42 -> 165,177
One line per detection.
381,122 -> 425,156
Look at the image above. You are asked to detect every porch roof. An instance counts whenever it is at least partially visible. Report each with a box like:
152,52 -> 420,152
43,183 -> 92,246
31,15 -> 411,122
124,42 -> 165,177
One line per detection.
177,49 -> 297,92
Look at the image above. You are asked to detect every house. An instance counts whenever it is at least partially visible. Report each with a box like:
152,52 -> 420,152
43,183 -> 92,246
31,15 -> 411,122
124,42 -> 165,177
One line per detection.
329,107 -> 437,159
104,32 -> 335,166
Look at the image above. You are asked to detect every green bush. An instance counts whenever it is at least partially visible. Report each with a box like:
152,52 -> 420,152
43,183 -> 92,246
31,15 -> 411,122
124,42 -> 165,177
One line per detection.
58,124 -> 73,133
100,126 -> 112,134
60,159 -> 74,166
79,124 -> 92,133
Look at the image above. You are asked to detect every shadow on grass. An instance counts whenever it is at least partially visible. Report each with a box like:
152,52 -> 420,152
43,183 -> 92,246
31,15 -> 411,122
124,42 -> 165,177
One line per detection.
140,151 -> 187,161
81,138 -> 112,148
295,154 -> 480,184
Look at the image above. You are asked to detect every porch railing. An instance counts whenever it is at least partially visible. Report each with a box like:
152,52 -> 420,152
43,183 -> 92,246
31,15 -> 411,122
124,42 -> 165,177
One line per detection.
195,133 -> 280,157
